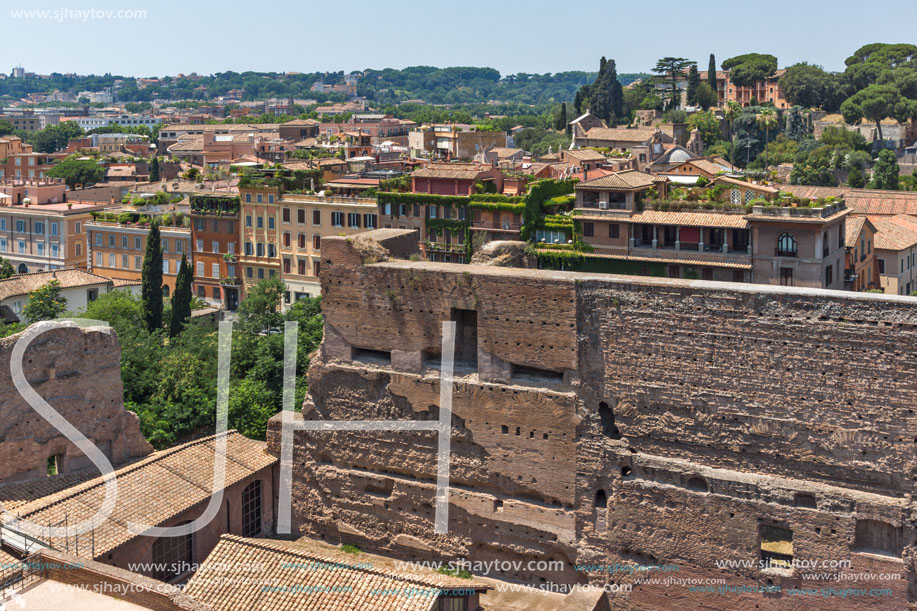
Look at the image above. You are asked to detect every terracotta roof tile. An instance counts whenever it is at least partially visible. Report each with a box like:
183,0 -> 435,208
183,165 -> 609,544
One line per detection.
577,209 -> 749,229
576,169 -> 657,191
5,432 -> 275,560
538,249 -> 752,270
0,268 -> 111,302
582,127 -> 658,143
845,216 -> 867,248
868,214 -> 917,251
413,162 -> 494,180
184,535 -> 489,611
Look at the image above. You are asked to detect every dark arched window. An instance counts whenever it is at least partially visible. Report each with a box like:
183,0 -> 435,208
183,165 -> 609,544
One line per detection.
17,263 -> 28,274
242,480 -> 262,537
595,489 -> 607,508
777,233 -> 797,257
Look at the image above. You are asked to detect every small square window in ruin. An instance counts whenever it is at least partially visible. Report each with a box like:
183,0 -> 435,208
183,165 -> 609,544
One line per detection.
352,347 -> 391,366
760,525 -> 793,570
594,490 -> 608,508
46,455 -> 61,477
794,492 -> 817,509
854,520 -> 903,557
501,425 -> 508,434
686,476 -> 708,492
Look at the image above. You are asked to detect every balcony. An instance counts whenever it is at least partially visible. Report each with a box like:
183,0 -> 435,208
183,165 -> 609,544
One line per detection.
220,276 -> 241,286
470,221 -> 522,232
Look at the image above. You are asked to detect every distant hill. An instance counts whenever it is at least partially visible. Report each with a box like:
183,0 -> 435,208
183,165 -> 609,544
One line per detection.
0,68 -> 651,107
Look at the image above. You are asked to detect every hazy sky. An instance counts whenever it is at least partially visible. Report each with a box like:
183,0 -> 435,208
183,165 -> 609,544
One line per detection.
3,0 -> 913,77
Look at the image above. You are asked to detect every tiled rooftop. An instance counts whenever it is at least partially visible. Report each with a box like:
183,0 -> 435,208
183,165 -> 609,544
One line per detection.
184,535 -> 489,611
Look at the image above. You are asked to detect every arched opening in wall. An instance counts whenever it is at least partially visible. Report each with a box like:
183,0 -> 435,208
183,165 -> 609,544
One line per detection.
46,455 -> 62,477
598,402 -> 621,439
162,284 -> 170,298
594,490 -> 607,508
151,520 -> 193,582
686,476 -> 708,492
620,466 -> 632,477
854,519 -> 903,557
794,493 -> 817,509
242,480 -> 263,537
759,525 -> 793,569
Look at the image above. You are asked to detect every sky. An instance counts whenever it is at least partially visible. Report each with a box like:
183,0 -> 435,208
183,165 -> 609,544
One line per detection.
2,0 -> 914,77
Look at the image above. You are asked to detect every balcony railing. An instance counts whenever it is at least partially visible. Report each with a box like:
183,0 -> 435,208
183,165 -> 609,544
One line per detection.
471,221 -> 522,231
775,248 -> 797,257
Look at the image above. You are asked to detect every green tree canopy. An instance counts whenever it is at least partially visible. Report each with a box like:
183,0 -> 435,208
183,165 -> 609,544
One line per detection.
237,276 -> 285,334
652,57 -> 695,109
694,82 -> 718,111
0,257 -> 13,280
779,63 -> 834,109
841,83 -> 917,144
870,149 -> 900,190
686,65 -> 700,106
722,53 -> 778,87
707,54 -> 717,91
47,156 -> 104,189
169,254 -> 192,337
23,279 -> 67,322
686,110 -> 721,145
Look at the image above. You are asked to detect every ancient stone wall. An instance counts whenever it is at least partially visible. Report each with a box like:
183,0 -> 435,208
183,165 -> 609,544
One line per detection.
268,231 -> 917,609
0,322 -> 152,484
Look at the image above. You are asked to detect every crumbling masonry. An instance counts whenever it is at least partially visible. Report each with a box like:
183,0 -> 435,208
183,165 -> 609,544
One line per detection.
267,229 -> 917,610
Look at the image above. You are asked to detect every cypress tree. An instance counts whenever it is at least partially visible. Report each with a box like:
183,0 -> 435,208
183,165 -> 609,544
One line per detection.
149,156 -> 160,182
847,165 -> 865,188
555,102 -> 568,131
169,254 -> 192,337
707,54 -> 717,91
686,65 -> 700,106
142,222 -> 163,333
606,59 -> 624,122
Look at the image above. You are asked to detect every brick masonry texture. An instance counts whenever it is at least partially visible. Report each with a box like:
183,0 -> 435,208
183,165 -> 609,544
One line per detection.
0,322 -> 152,484
267,231 -> 917,610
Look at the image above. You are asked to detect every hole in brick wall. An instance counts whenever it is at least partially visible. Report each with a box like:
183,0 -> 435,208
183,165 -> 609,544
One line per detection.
760,525 -> 793,569
621,466 -> 632,477
501,425 -> 509,434
451,308 -> 478,368
352,347 -> 391,365
595,490 -> 607,508
599,402 -> 622,439
515,427 -> 521,436
687,476 -> 708,492
794,493 -> 817,509
854,520 -> 903,557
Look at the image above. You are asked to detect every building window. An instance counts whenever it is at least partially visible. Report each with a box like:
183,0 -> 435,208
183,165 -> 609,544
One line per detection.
246,267 -> 253,278
245,193 -> 251,203
256,216 -> 263,229
50,222 -> 58,236
34,221 -> 44,235
298,233 -> 306,249
0,239 -> 6,252
135,256 -> 141,269
135,236 -> 142,249
268,217 -> 275,230
162,260 -> 169,274
241,480 -> 262,537
195,218 -> 205,231
268,194 -> 274,204
364,214 -> 377,229
730,189 -> 741,204
297,209 -> 305,224
608,223 -> 620,239
283,232 -> 291,247
283,258 -> 291,274
121,254 -> 128,268
212,241 -> 219,254
776,233 -> 796,257
823,231 -> 830,257
96,251 -> 102,266
298,259 -> 306,275
313,235 -> 321,250
282,208 -> 291,223
256,243 -> 265,257
212,263 -> 220,279
582,222 -> 594,237
744,189 -> 755,204
257,194 -> 263,204
312,210 -> 321,225
162,239 -> 169,253
268,244 -> 276,258
108,234 -> 115,247
825,265 -> 833,287
246,215 -> 252,227
313,261 -> 321,276
348,212 -> 361,228
877,258 -> 885,274
197,262 -> 205,277
109,253 -> 116,267
331,212 -> 344,227
257,268 -> 264,279
151,522 -> 193,582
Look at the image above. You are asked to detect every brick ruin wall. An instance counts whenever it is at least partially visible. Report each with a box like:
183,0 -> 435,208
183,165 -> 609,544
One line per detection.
267,232 -> 917,610
0,322 -> 152,484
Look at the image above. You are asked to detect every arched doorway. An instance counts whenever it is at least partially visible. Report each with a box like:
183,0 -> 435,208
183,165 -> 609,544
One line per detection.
162,284 -> 170,298
17,263 -> 27,274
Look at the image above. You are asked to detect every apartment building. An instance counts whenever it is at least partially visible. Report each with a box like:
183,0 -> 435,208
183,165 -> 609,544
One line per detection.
239,186 -> 282,296
0,136 -> 61,180
869,214 -> 917,295
567,170 -> 847,288
190,194 -> 241,310
699,69 -> 789,109
0,199 -> 105,274
85,212 -> 191,296
276,193 -> 377,302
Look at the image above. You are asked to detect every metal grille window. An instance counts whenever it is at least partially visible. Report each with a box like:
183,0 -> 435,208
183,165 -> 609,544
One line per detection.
242,480 -> 262,537
151,522 -> 192,582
